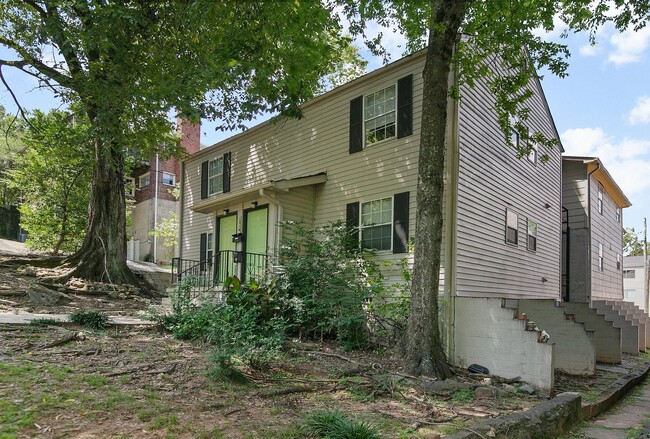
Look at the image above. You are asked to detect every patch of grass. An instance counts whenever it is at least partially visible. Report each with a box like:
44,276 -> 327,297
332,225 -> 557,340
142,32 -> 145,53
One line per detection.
70,310 -> 110,330
451,388 -> 474,404
303,409 -> 381,439
148,413 -> 179,430
82,374 -> 108,388
195,427 -> 226,439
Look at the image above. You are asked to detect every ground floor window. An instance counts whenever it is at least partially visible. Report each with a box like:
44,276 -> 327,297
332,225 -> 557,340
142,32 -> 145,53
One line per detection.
360,197 -> 392,251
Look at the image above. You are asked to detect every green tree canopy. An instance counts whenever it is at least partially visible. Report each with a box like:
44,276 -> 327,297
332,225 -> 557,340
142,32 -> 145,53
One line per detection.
5,108 -> 92,255
0,0 -> 348,285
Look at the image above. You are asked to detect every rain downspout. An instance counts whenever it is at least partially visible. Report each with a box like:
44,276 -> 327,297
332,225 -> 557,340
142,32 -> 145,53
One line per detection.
587,161 -> 600,303
562,206 -> 570,302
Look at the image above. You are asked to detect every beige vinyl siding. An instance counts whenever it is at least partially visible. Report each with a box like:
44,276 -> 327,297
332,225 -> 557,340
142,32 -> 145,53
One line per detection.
590,173 -> 625,301
454,65 -> 562,299
180,162 -> 213,261
562,160 -> 590,302
181,55 -> 427,278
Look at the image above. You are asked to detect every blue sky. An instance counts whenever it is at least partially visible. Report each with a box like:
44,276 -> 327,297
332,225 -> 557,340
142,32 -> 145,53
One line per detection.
0,18 -> 648,235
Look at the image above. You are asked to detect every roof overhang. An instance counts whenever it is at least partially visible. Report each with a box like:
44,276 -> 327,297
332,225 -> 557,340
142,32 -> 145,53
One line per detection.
563,156 -> 632,208
189,173 -> 327,214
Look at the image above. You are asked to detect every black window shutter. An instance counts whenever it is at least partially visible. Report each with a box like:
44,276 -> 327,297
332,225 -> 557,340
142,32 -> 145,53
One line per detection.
393,191 -> 409,254
349,96 -> 363,154
199,232 -> 207,270
223,152 -> 231,193
200,161 -> 208,199
345,201 -> 360,250
397,75 -> 413,139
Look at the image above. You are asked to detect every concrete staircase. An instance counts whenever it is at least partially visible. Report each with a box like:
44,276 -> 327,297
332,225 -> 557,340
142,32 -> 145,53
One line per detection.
591,300 -> 648,354
517,299 -> 596,375
560,302 -> 622,364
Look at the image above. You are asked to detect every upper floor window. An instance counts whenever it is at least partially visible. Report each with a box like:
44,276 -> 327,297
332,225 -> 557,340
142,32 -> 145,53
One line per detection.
598,242 -> 604,271
597,183 -> 603,215
349,75 -> 413,154
364,85 -> 396,146
208,157 -> 224,196
615,207 -> 621,223
506,209 -> 518,245
616,253 -> 621,270
527,219 -> 537,251
162,172 -> 175,186
624,270 -> 636,279
527,143 -> 538,165
138,173 -> 150,189
360,197 -> 392,251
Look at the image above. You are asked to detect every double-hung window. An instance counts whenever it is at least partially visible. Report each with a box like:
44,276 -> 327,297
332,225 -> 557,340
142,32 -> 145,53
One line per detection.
206,232 -> 213,261
364,85 -> 396,146
624,270 -> 636,279
615,207 -> 621,223
208,157 -> 224,196
527,143 -> 538,165
360,197 -> 392,251
124,177 -> 135,197
597,183 -> 603,215
138,173 -> 150,189
506,209 -> 518,245
527,219 -> 538,251
598,242 -> 604,271
162,172 -> 175,186
616,253 -> 621,270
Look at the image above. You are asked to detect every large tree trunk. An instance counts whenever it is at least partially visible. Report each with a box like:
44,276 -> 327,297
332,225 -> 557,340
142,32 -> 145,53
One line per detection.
405,0 -> 467,379
64,137 -> 139,286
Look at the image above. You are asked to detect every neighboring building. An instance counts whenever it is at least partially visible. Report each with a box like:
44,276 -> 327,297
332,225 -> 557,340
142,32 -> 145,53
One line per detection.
561,157 -> 631,304
623,255 -> 650,310
128,119 -> 200,264
178,50 -> 575,391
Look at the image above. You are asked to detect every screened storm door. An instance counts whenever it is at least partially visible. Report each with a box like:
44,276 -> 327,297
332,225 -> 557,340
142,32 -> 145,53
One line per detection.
244,206 -> 268,281
216,213 -> 237,284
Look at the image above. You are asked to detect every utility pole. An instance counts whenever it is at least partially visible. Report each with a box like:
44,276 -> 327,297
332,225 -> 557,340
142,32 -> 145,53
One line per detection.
643,218 -> 650,314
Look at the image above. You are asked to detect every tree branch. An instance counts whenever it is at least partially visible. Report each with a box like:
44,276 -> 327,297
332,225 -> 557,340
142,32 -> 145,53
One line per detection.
0,37 -> 73,87
0,66 -> 33,127
22,0 -> 47,18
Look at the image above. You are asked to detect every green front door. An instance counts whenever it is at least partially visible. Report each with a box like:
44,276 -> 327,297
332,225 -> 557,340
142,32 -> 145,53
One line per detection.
244,207 -> 268,281
217,214 -> 237,283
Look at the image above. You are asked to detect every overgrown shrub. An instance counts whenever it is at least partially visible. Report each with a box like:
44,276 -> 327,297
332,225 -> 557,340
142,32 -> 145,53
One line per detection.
302,409 -> 381,439
69,310 -> 110,330
277,220 -> 384,349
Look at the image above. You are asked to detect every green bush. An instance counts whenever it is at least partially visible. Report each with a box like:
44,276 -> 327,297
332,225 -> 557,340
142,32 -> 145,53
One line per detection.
303,409 -> 381,439
69,310 -> 110,330
278,221 -> 384,349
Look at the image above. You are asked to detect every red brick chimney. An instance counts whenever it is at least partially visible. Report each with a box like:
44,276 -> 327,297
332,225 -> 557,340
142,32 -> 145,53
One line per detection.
177,118 -> 201,155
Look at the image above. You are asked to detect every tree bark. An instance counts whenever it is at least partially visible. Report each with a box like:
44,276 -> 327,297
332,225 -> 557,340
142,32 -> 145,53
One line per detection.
405,0 -> 468,379
64,136 -> 138,286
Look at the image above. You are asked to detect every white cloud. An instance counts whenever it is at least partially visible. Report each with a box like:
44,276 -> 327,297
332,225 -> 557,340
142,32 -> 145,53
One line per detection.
579,43 -> 600,57
561,127 -> 650,197
608,26 -> 650,65
629,96 -> 650,125
532,14 -> 567,40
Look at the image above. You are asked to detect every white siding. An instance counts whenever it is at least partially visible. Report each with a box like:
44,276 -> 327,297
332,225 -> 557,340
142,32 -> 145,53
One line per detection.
454,66 -> 563,299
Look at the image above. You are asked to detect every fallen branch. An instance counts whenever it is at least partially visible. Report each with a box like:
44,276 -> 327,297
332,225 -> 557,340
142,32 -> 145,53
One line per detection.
258,386 -> 317,398
40,332 -> 85,349
300,350 -> 358,364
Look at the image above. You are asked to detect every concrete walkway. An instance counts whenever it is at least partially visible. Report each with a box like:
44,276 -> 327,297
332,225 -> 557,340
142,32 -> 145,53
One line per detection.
579,374 -> 650,438
0,311 -> 154,326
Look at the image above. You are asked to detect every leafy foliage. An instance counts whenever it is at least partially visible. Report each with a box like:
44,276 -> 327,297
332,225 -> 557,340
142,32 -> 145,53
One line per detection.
624,227 -> 649,256
149,212 -> 179,249
4,108 -> 92,254
278,221 -> 384,349
302,409 -> 381,439
70,310 -> 110,330
0,106 -> 25,209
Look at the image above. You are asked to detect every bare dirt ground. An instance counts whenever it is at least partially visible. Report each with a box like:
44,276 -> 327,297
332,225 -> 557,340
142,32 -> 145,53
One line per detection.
0,252 -> 644,438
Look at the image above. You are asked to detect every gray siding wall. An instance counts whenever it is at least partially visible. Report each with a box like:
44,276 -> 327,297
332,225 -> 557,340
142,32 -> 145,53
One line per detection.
562,161 -> 589,302
589,173 -> 624,301
454,68 -> 563,299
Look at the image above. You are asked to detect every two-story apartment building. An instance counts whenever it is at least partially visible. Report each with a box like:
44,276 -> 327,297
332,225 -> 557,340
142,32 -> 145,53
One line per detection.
177,50 -> 576,391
